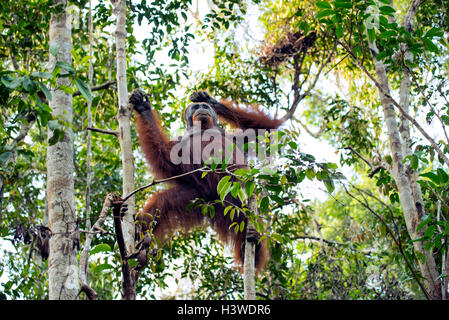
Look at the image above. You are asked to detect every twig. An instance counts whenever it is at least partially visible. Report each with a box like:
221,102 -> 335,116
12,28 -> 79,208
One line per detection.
122,166 -> 213,202
294,117 -> 327,139
294,235 -> 347,246
337,39 -> 449,168
79,193 -> 115,300
87,127 -> 119,136
342,183 -> 431,300
344,146 -> 373,168
281,40 -> 337,122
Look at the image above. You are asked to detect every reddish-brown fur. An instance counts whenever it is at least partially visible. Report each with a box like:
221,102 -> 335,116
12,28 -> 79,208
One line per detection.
131,90 -> 282,272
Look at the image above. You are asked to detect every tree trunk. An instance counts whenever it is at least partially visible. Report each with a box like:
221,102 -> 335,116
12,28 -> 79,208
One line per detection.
47,0 -> 79,300
112,0 -> 136,299
368,38 -> 440,299
243,195 -> 257,300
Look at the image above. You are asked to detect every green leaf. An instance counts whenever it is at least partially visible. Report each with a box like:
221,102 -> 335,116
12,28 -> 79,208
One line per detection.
39,109 -> 51,127
424,225 -> 435,238
23,76 -> 37,94
333,1 -> 352,9
49,44 -> 60,57
305,168 -> 315,180
367,28 -> 376,43
260,196 -> 269,213
317,9 -> 334,19
379,5 -> 396,14
31,71 -> 52,79
316,170 -> 329,181
423,38 -> 438,52
55,61 -> 75,75
80,55 -> 92,66
186,201 -> 196,211
335,24 -> 343,38
1,76 -> 23,89
75,79 -> 92,102
379,30 -> 397,39
201,205 -> 208,216
37,81 -> 52,102
0,151 -> 13,166
326,162 -> 338,170
237,188 -> 246,203
245,181 -> 255,198
410,155 -> 418,170
316,1 -> 332,9
229,208 -> 236,221
90,243 -> 112,255
93,263 -> 114,275
420,172 -> 440,185
224,205 -> 233,216
208,205 -> 215,219
324,180 -> 335,193
270,195 -> 284,206
417,215 -> 431,232
437,168 -> 448,184
272,234 -> 283,243
375,50 -> 389,61
425,27 -> 444,38
239,221 -> 245,233
217,175 -> 231,197
233,168 -> 250,177
231,182 -> 241,198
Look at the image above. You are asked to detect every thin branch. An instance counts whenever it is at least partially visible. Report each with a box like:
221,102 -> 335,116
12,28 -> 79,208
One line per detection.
79,193 -> 115,300
73,81 -> 116,97
122,166 -> 213,202
423,180 -> 449,214
294,117 -> 327,139
87,127 -> 119,137
405,64 -> 449,145
344,146 -> 373,168
281,40 -> 337,122
293,235 -> 347,246
341,183 -> 431,300
338,40 -> 449,168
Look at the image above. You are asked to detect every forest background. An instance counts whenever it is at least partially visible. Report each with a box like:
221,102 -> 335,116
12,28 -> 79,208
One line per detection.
0,0 -> 449,300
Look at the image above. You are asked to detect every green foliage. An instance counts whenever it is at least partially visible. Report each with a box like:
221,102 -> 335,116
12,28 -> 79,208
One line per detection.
2,0 -> 449,300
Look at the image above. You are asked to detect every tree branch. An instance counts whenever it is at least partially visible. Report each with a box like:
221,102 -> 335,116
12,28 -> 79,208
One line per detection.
79,193 -> 115,300
341,183 -> 431,300
122,166 -> 212,202
87,127 -> 119,137
338,40 -> 449,168
73,81 -> 116,97
281,40 -> 337,122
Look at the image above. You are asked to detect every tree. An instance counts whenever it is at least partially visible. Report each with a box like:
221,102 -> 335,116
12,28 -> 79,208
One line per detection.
1,0 -> 448,300
46,0 -> 79,300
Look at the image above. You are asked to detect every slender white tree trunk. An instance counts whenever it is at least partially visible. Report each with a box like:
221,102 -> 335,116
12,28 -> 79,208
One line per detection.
47,0 -> 79,300
243,196 -> 257,300
112,0 -> 135,254
368,28 -> 440,300
111,0 -> 137,299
